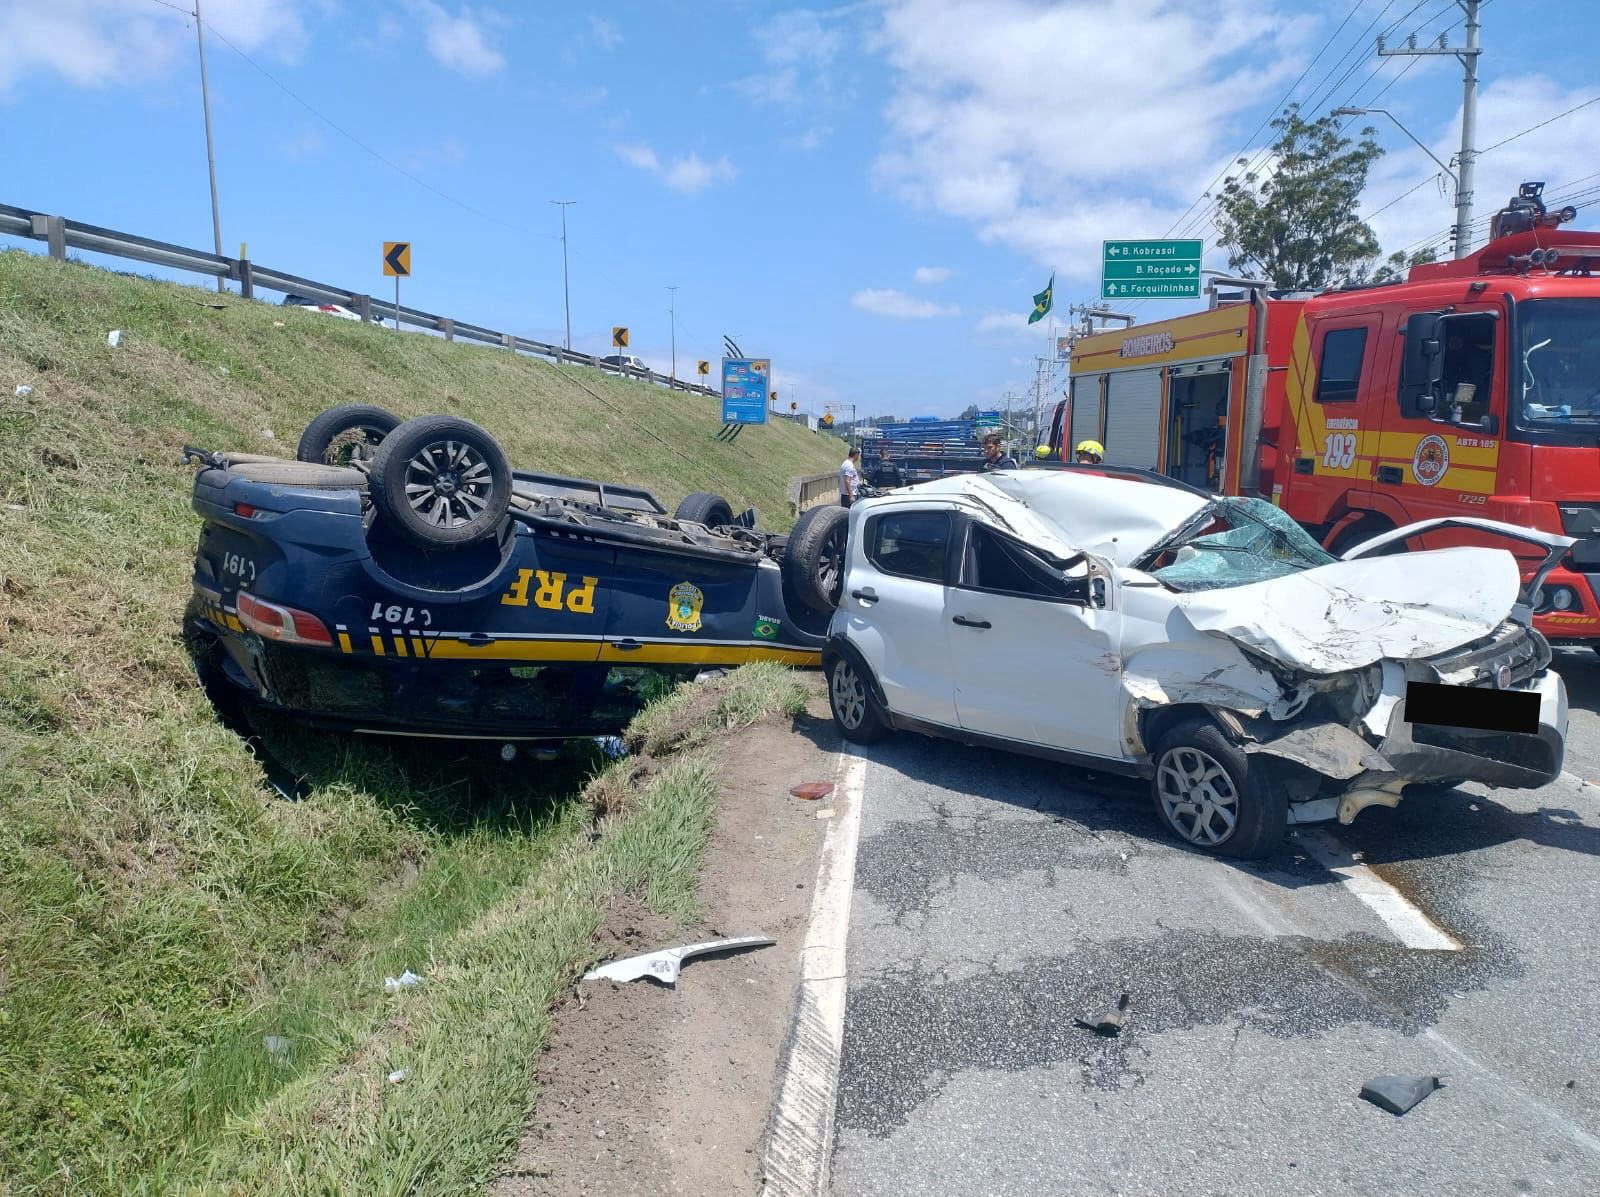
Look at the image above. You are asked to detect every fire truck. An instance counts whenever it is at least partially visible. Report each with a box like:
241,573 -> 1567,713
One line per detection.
1048,183 -> 1600,647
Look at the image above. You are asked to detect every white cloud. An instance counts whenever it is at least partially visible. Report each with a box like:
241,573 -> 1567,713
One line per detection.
914,265 -> 952,284
733,7 -> 849,107
589,15 -> 622,49
614,142 -> 660,171
872,0 -> 1311,281
976,311 -> 1031,334
0,0 -> 306,98
788,126 -> 833,151
615,143 -> 737,193
407,1 -> 505,78
852,288 -> 960,318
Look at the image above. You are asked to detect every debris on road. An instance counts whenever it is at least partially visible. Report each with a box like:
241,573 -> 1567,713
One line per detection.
1074,992 -> 1132,1037
583,935 -> 775,986
790,781 -> 835,800
384,969 -> 423,992
1360,1074 -> 1443,1115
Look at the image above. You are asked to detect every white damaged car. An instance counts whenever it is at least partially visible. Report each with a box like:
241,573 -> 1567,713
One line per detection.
822,469 -> 1571,858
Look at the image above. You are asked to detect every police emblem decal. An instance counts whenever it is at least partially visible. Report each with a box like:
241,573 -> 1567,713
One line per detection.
667,582 -> 704,632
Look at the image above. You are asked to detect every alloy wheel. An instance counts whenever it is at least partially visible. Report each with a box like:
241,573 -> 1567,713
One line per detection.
403,439 -> 496,528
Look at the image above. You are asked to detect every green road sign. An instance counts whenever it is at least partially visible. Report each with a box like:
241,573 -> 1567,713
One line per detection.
1101,238 -> 1202,299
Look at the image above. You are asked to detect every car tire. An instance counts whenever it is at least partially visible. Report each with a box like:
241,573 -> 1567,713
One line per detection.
296,404 -> 402,467
227,461 -> 370,490
1150,717 -> 1286,859
785,504 -> 849,614
827,653 -> 890,744
368,415 -> 512,549
675,491 -> 734,527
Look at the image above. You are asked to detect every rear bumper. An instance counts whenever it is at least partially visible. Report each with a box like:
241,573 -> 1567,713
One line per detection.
1378,668 -> 1567,789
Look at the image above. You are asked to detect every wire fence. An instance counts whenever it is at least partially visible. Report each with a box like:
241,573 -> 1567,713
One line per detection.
0,201 -> 721,398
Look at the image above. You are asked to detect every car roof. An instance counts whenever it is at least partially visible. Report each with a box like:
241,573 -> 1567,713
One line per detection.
865,469 -> 1211,565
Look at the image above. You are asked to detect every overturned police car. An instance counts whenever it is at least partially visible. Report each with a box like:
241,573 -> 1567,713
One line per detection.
823,467 -> 1572,858
182,406 -> 849,745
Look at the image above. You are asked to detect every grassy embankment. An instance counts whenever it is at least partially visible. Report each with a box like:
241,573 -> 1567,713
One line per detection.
0,250 -> 827,1193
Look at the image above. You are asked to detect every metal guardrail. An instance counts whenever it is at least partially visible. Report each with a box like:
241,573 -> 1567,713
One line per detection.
0,202 -> 721,398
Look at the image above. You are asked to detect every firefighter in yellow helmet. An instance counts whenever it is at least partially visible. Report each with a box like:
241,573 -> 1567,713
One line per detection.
1075,439 -> 1105,465
1035,444 -> 1052,460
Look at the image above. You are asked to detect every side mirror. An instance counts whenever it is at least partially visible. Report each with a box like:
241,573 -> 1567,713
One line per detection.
1399,312 -> 1445,419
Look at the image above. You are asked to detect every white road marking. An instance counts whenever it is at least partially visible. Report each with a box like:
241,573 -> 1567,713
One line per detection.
1299,828 -> 1463,951
762,750 -> 867,1197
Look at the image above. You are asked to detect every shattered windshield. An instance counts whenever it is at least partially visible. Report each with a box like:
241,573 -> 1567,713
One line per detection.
1518,299 -> 1600,428
1146,496 -> 1336,592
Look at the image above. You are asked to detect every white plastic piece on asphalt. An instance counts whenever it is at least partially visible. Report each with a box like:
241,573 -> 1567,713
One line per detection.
762,750 -> 867,1197
1300,828 -> 1463,951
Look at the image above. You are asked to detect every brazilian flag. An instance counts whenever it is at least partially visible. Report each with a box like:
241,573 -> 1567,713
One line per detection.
1028,271 -> 1055,324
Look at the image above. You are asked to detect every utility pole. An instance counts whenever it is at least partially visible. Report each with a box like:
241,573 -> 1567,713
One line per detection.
194,0 -> 224,293
666,285 -> 677,382
551,201 -> 575,350
1377,0 -> 1481,259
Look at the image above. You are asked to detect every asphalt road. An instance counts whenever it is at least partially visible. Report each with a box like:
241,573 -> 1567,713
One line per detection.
829,652 -> 1600,1197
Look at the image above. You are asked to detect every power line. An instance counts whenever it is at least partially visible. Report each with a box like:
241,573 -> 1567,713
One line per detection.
1480,94 -> 1600,155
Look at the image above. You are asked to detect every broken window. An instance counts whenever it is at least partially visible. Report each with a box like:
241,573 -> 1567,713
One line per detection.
958,524 -> 1084,601
1145,497 -> 1336,592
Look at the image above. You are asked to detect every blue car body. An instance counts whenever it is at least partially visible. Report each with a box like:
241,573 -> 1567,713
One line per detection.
183,459 -> 828,741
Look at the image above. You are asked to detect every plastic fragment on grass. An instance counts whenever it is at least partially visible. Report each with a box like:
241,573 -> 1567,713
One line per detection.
1074,992 -> 1132,1037
14,385 -> 32,397
790,781 -> 835,800
107,330 -> 122,348
1360,1075 -> 1442,1115
385,970 -> 423,992
263,1035 -> 291,1063
583,935 -> 775,986
388,1069 -> 408,1084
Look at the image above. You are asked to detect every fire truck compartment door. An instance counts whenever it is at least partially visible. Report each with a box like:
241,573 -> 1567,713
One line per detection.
1070,376 -> 1102,452
1104,368 -> 1163,470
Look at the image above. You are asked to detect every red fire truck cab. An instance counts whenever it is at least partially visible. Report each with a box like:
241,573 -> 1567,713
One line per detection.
1054,184 -> 1600,647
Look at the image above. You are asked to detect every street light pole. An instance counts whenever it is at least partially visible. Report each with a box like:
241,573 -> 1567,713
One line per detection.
551,200 -> 574,350
1372,1 -> 1482,258
194,0 -> 224,294
666,285 -> 677,382
1333,106 -> 1459,190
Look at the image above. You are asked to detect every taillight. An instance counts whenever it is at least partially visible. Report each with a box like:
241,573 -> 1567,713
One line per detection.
234,502 -> 259,518
236,592 -> 334,647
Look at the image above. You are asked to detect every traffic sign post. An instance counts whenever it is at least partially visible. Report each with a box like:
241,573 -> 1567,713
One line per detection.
721,358 -> 770,426
1101,238 -> 1201,300
697,360 -> 710,376
383,241 -> 410,331
612,327 -> 629,348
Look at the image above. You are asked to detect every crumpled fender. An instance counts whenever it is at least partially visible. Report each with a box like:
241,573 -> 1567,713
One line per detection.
1121,643 -> 1293,753
1244,723 -> 1394,780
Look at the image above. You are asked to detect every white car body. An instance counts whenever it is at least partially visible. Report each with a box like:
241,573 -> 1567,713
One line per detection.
824,469 -> 1570,850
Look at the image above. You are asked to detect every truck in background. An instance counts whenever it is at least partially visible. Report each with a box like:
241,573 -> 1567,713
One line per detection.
1048,182 -> 1600,648
861,411 -> 1004,483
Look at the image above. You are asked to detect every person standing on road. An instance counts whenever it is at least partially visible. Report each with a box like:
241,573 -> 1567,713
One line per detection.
979,433 -> 1019,472
840,447 -> 862,507
871,446 -> 902,489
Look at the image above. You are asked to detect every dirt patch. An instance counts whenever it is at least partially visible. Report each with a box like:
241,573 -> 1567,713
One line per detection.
496,697 -> 841,1196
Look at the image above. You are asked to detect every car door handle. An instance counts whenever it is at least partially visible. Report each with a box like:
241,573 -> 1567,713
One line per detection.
612,639 -> 642,652
1377,465 -> 1403,485
952,616 -> 991,629
851,588 -> 879,602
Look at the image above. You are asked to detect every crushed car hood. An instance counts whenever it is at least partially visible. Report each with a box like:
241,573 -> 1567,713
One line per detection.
1175,546 -> 1522,674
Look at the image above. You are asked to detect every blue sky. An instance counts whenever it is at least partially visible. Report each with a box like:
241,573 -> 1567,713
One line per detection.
5,0 -> 1600,422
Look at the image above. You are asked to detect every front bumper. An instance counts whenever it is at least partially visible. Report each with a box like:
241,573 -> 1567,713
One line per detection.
1378,668 -> 1567,789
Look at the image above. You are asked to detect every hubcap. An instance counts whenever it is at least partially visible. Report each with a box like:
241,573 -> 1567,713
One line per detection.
403,439 -> 493,528
1155,745 -> 1240,846
831,661 -> 866,730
